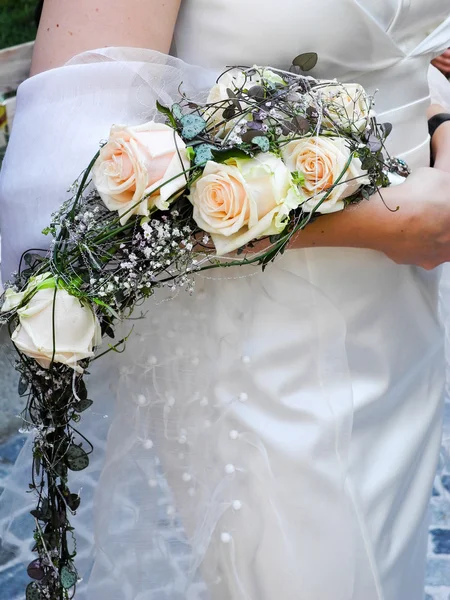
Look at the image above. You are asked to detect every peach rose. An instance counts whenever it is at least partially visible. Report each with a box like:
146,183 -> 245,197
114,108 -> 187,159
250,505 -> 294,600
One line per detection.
93,121 -> 189,225
314,83 -> 374,132
205,67 -> 285,133
189,153 -> 301,255
281,136 -> 369,214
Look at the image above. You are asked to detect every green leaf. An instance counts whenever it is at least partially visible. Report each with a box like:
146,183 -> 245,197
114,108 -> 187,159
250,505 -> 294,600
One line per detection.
252,136 -> 270,152
156,100 -> 177,128
211,148 -> 251,163
181,114 -> 207,140
60,566 -> 77,589
291,171 -> 305,186
66,445 -> 89,472
186,146 -> 195,161
292,52 -> 318,72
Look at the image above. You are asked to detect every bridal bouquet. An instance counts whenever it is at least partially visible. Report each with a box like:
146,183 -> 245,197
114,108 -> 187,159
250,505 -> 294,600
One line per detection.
0,53 -> 409,600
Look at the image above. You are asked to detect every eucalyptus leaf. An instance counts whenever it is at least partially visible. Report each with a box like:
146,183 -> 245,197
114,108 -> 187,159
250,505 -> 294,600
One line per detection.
367,134 -> 382,152
54,462 -> 68,479
76,379 -> 88,401
67,493 -> 81,512
247,85 -> 266,100
294,117 -> 311,134
30,499 -> 51,522
252,136 -> 270,152
75,398 -> 93,413
18,375 -> 29,396
24,253 -> 44,268
101,323 -> 115,339
30,509 -> 47,522
292,52 -> 318,72
380,122 -> 393,139
26,583 -> 42,600
60,566 -> 77,589
222,106 -> 236,120
280,120 -> 297,135
241,129 -> 265,143
181,114 -> 207,140
226,88 -> 242,110
66,445 -> 89,472
27,560 -> 45,581
172,103 -> 184,120
194,144 -> 214,166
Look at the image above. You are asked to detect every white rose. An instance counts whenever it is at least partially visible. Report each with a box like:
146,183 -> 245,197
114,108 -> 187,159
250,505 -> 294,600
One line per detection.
205,66 -> 285,131
189,153 -> 301,255
1,272 -> 54,313
282,136 -> 370,214
12,287 -> 101,373
93,121 -> 190,225
315,83 -> 374,132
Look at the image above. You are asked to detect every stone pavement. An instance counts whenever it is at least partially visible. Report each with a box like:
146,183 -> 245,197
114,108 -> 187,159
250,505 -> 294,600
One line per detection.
0,338 -> 449,599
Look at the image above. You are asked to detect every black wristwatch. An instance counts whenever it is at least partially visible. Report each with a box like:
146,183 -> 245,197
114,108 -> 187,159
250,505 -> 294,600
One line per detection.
428,112 -> 450,166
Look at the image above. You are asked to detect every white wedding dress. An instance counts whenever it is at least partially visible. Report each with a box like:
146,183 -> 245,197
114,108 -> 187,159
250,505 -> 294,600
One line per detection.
1,1 -> 450,599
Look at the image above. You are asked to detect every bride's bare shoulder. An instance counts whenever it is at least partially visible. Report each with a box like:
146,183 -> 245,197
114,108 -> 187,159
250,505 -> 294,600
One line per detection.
31,0 -> 182,75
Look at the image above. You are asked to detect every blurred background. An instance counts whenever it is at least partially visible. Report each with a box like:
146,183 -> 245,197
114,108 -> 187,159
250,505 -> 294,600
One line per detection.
0,0 -> 36,162
0,2 -> 449,599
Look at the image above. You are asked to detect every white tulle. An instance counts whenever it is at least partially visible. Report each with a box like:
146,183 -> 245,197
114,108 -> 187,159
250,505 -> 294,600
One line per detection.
1,1 -> 450,598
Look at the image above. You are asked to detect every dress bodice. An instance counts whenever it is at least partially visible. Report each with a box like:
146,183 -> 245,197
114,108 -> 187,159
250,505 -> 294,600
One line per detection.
173,0 -> 450,165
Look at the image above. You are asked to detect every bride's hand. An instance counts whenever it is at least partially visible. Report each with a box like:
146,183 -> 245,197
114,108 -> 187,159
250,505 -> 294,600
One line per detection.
292,105 -> 450,270
370,166 -> 450,269
376,104 -> 450,269
291,166 -> 450,269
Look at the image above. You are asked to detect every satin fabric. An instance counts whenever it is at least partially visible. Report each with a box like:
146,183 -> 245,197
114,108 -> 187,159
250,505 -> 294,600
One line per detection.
0,1 -> 450,599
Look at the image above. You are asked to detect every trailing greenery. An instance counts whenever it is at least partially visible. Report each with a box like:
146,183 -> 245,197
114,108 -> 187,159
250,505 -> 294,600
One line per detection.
0,0 -> 37,49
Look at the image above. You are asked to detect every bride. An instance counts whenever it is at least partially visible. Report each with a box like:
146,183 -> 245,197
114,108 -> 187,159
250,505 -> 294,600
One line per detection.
1,1 -> 450,599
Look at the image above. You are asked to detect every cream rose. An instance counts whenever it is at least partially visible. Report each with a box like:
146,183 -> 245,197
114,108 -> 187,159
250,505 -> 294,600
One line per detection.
11,287 -> 101,373
93,121 -> 190,225
282,136 -> 370,214
205,67 -> 285,131
189,153 -> 301,255
1,272 -> 54,313
315,83 -> 374,131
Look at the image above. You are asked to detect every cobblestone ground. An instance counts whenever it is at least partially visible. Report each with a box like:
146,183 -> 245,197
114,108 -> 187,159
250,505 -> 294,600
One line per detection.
0,333 -> 449,599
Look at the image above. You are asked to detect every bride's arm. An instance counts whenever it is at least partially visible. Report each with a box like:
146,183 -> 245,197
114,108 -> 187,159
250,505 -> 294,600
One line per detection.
14,0 -> 450,271
31,0 -> 181,74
